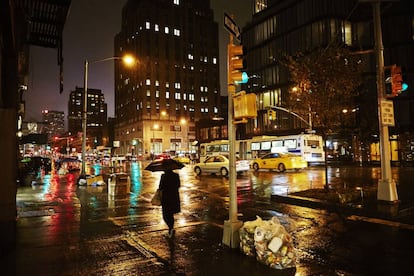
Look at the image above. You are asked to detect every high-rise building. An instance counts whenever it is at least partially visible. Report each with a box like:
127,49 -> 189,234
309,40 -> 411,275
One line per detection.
41,110 -> 65,138
114,0 -> 220,157
67,87 -> 108,147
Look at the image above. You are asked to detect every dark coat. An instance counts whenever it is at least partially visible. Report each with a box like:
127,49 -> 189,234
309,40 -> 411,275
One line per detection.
159,170 -> 181,214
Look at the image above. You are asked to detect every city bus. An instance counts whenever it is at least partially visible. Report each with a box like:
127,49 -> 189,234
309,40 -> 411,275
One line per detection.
199,133 -> 325,165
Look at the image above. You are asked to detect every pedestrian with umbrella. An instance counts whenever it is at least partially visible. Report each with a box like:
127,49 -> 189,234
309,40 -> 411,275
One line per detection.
145,159 -> 184,238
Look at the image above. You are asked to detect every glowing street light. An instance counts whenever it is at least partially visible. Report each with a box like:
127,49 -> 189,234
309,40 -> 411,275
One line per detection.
80,54 -> 135,177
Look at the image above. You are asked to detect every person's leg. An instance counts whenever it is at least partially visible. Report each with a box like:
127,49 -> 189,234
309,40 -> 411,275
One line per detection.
162,209 -> 174,232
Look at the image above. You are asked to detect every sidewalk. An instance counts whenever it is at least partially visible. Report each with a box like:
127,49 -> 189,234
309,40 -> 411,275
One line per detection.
272,185 -> 414,228
2,219 -> 296,275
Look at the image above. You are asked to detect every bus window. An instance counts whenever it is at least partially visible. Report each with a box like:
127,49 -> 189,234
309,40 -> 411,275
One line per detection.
251,142 -> 260,150
284,139 -> 297,149
272,140 -> 283,147
306,140 -> 320,148
261,141 -> 271,150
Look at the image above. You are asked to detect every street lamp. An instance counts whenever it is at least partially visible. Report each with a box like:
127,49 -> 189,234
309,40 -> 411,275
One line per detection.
81,54 -> 135,177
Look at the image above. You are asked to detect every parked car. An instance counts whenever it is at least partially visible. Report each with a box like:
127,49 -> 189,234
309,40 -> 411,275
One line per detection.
21,156 -> 52,174
18,156 -> 52,185
193,154 -> 250,177
251,153 -> 307,172
154,153 -> 171,160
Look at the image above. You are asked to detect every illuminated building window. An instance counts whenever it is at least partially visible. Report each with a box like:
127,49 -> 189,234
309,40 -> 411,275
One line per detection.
255,0 -> 267,13
155,24 -> 159,32
146,90 -> 151,97
155,90 -> 160,98
175,92 -> 181,100
146,21 -> 150,29
173,0 -> 179,5
166,82 -> 170,88
174,28 -> 180,36
166,91 -> 170,99
175,82 -> 181,89
146,79 -> 151,85
342,21 -> 352,46
213,57 -> 217,64
188,53 -> 193,60
155,80 -> 159,86
165,26 -> 169,34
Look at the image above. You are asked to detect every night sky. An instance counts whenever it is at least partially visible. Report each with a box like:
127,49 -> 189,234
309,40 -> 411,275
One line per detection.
25,0 -> 251,123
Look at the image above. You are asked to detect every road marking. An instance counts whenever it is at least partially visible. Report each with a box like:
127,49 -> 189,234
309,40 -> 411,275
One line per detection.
347,215 -> 414,230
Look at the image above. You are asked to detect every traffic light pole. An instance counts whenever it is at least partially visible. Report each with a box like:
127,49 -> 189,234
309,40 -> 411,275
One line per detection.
222,34 -> 243,248
371,1 -> 398,202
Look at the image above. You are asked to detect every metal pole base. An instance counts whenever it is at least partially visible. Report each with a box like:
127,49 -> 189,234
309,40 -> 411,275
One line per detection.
222,219 -> 243,248
377,178 -> 398,202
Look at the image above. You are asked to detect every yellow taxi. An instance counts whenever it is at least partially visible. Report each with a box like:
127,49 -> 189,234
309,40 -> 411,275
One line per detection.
251,152 -> 308,172
173,154 -> 191,164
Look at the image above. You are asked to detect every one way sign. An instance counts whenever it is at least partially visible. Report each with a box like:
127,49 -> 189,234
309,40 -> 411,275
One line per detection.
224,13 -> 240,40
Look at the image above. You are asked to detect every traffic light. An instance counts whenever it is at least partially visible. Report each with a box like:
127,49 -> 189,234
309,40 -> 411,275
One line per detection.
267,109 -> 276,120
390,65 -> 403,97
228,43 -> 245,84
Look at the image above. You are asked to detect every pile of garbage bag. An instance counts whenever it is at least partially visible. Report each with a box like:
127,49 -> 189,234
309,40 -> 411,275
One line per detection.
239,216 -> 296,269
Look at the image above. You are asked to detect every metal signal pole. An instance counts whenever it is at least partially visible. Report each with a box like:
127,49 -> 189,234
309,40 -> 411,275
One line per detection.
360,0 -> 398,202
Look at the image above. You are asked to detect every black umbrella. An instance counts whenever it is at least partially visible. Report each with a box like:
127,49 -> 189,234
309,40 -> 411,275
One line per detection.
145,158 -> 185,172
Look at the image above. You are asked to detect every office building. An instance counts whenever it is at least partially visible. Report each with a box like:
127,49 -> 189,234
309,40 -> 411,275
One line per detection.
114,0 -> 220,157
68,87 -> 108,148
240,0 -> 414,162
41,109 -> 65,139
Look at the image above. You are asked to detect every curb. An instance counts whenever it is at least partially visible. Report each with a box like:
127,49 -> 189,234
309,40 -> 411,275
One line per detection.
270,194 -> 414,226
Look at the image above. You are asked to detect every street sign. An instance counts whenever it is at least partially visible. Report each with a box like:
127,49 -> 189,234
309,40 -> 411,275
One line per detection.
224,13 -> 240,40
381,99 -> 395,126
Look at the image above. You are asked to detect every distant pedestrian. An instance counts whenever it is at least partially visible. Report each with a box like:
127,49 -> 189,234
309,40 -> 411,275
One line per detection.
158,169 -> 181,238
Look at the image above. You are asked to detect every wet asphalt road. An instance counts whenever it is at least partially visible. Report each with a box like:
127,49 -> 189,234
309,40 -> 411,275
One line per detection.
7,162 -> 414,275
